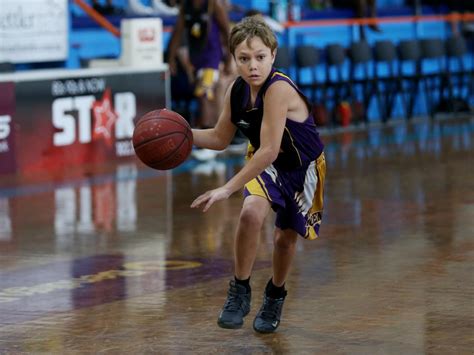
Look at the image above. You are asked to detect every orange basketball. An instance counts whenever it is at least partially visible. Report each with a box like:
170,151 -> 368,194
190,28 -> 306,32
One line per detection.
132,109 -> 193,170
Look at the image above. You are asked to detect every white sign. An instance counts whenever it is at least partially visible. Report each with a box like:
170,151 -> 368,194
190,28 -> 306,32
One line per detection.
120,18 -> 163,68
0,0 -> 68,63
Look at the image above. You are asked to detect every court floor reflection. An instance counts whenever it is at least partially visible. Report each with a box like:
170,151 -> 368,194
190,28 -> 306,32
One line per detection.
0,116 -> 472,353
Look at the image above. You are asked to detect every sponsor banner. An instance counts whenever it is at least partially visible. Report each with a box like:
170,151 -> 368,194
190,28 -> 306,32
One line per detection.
0,0 -> 68,63
0,82 -> 16,174
12,71 -> 167,175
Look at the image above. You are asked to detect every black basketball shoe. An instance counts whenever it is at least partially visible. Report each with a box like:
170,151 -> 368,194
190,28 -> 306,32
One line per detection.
217,280 -> 251,329
253,290 -> 287,333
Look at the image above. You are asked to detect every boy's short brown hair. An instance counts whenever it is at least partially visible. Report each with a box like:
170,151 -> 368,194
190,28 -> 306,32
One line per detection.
229,16 -> 278,56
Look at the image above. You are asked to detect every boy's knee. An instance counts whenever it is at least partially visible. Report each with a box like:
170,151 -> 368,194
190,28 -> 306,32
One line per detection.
274,231 -> 298,250
239,206 -> 265,227
239,197 -> 269,227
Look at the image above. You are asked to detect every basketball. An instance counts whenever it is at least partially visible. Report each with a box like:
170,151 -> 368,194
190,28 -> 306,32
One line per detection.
132,109 -> 193,170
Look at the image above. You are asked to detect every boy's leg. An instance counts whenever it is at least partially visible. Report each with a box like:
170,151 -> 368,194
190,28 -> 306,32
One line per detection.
253,228 -> 298,333
218,196 -> 270,329
272,228 -> 298,286
194,68 -> 219,128
198,96 -> 218,128
234,196 -> 271,280
191,69 -> 219,161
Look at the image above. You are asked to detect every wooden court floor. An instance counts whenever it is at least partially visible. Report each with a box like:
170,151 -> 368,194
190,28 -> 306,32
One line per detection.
0,116 -> 473,354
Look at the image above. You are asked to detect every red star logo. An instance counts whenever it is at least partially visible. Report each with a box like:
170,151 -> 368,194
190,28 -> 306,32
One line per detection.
92,89 -> 118,145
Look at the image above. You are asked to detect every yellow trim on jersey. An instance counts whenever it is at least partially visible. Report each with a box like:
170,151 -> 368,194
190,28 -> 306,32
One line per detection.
272,71 -> 296,87
272,70 -> 312,111
284,127 -> 303,166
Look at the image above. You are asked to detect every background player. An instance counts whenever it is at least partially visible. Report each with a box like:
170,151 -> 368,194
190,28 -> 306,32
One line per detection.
167,0 -> 232,160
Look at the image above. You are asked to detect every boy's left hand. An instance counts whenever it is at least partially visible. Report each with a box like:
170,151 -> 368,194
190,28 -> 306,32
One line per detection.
190,186 -> 232,212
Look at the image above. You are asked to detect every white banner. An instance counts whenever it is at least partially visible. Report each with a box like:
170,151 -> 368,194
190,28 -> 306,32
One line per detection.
0,0 -> 68,63
120,18 -> 163,68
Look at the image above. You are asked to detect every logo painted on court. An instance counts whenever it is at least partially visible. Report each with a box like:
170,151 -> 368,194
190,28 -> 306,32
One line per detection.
0,259 -> 202,304
0,254 -> 270,325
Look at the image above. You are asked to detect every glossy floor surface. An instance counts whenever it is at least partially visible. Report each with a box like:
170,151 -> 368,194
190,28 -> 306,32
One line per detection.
0,116 -> 473,354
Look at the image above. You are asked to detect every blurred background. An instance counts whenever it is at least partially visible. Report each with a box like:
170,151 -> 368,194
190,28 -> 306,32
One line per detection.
0,2 -> 473,352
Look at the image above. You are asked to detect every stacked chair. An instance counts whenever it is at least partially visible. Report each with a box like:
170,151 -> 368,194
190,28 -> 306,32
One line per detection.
324,43 -> 351,126
373,40 -> 401,122
294,45 -> 326,125
444,36 -> 472,114
397,39 -> 422,120
274,46 -> 292,74
211,35 -> 473,129
348,40 -> 375,124
419,38 -> 447,117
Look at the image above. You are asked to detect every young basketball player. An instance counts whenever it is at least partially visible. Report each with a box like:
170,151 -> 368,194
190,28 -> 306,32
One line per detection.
190,16 -> 326,333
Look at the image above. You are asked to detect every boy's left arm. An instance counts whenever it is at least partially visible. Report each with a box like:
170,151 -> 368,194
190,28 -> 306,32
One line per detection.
191,81 -> 290,212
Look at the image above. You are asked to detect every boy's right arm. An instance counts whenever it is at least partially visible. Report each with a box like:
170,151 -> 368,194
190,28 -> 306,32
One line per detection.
192,82 -> 237,150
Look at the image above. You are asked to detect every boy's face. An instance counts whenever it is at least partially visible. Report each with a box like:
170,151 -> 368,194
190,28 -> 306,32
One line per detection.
234,36 -> 275,88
